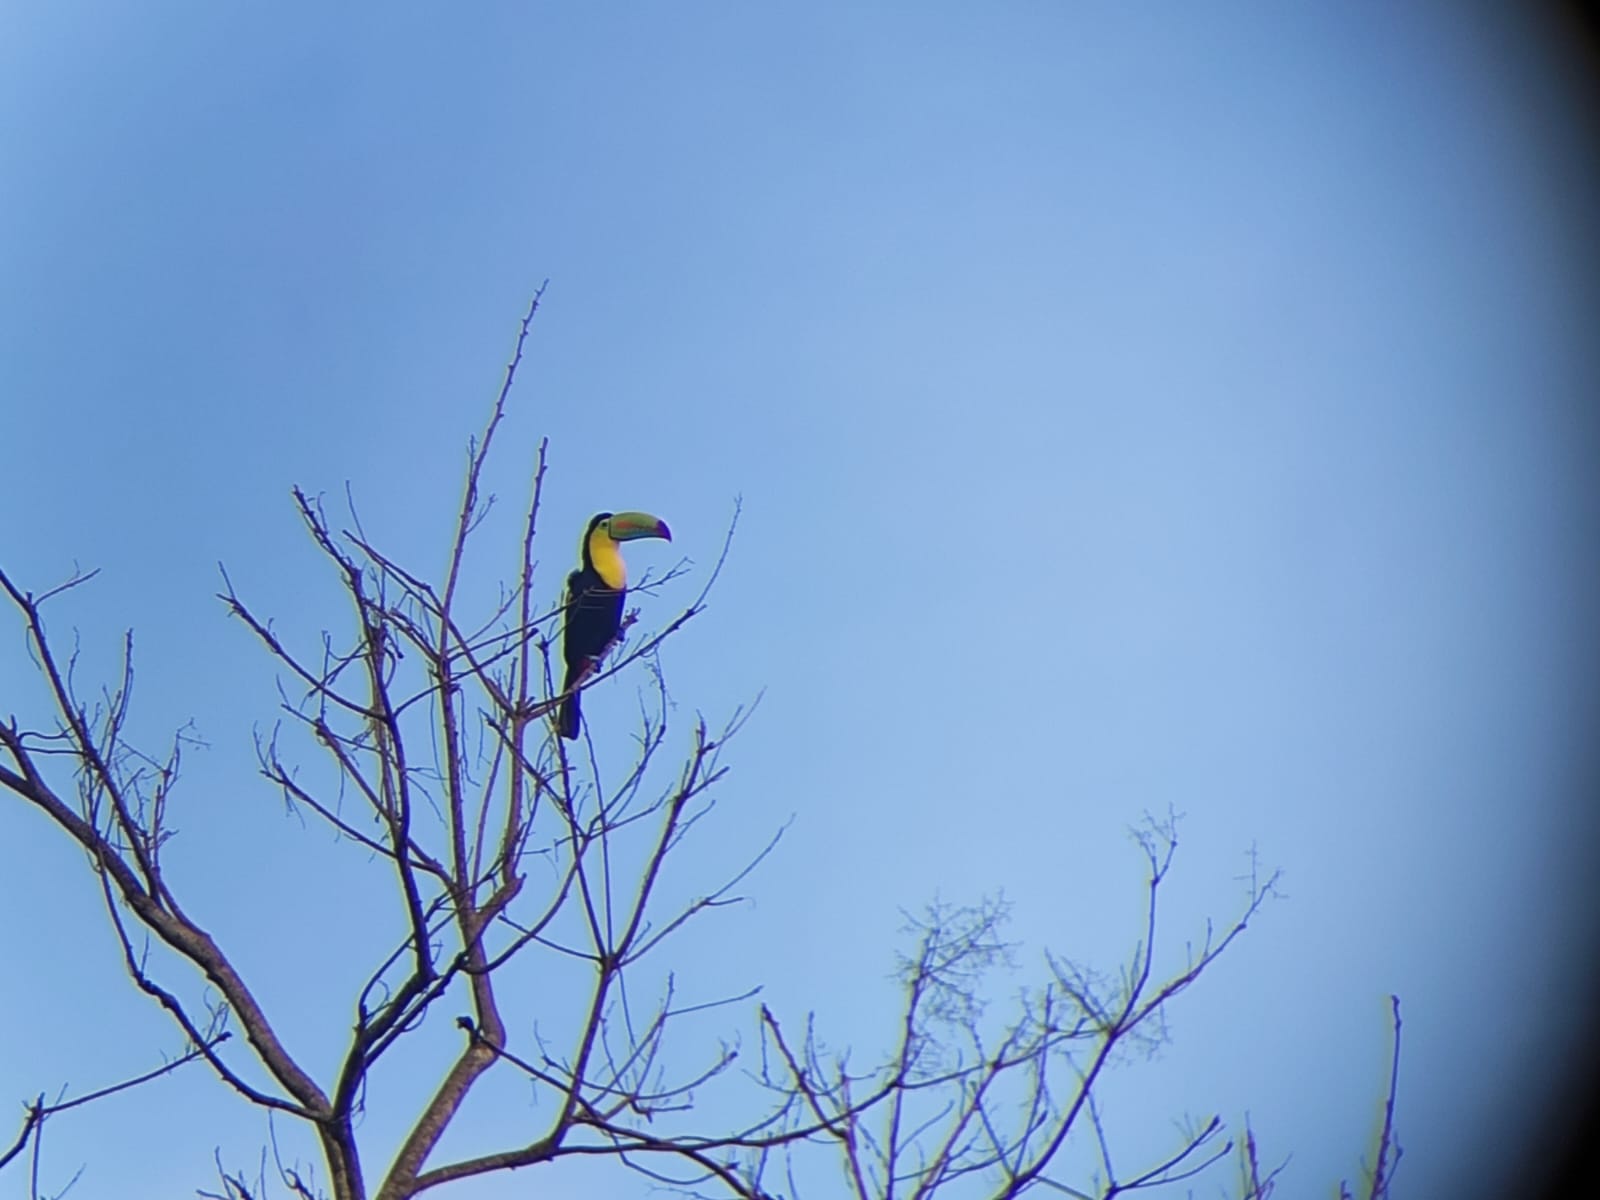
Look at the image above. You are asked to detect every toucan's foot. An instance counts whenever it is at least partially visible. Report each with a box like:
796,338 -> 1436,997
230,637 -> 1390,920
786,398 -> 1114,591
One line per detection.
610,610 -> 638,647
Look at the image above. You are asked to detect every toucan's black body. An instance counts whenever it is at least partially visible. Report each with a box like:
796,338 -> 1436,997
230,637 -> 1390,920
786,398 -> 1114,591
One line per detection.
558,510 -> 671,740
559,568 -> 624,739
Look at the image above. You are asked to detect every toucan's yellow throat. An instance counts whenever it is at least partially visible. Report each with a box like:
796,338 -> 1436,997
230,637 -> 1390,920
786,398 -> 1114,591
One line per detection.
587,526 -> 627,589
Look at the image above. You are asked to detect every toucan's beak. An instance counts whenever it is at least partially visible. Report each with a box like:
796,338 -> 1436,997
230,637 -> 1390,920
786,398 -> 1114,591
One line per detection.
607,511 -> 672,542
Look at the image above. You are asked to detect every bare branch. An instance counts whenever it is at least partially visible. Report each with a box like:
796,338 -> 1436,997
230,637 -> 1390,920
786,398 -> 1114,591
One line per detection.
0,1036 -> 223,1173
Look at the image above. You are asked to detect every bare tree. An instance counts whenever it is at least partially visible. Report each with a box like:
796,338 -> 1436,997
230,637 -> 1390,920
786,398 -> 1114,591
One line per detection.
1,296 -> 1397,1199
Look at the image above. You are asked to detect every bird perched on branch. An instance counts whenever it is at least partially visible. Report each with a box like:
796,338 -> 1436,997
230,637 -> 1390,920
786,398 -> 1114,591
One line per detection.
559,510 -> 672,740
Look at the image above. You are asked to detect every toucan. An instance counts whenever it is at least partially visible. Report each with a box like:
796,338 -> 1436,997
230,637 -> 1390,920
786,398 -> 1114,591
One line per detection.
558,511 -> 673,740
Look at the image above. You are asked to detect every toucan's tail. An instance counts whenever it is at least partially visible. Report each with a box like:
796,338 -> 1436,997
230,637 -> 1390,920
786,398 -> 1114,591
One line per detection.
558,663 -> 584,740
558,692 -> 580,740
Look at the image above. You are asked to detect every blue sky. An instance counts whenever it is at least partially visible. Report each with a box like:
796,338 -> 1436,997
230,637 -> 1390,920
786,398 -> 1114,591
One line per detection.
3,2 -> 1597,1197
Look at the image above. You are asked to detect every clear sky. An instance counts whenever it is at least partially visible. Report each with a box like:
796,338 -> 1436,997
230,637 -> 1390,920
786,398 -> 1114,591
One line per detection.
3,2 -> 1597,1197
